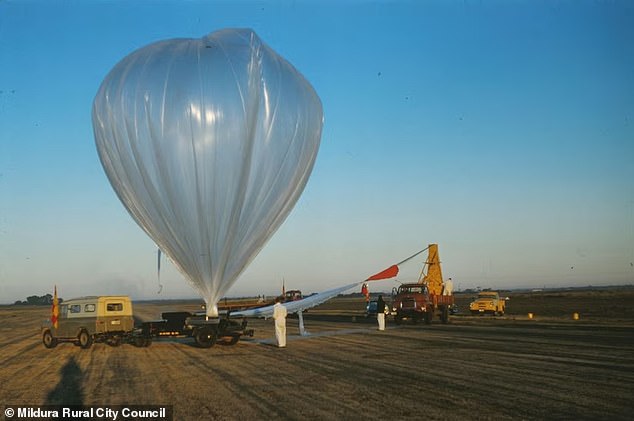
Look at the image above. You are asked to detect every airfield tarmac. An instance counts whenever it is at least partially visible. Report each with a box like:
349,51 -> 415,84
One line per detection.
1,290 -> 633,420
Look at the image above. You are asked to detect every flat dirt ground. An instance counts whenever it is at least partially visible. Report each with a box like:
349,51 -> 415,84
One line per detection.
1,288 -> 633,420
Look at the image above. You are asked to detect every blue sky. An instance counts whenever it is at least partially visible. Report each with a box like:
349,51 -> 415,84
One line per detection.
1,0 -> 633,303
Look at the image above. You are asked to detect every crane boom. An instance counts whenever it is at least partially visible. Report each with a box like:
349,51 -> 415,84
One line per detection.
421,243 -> 444,295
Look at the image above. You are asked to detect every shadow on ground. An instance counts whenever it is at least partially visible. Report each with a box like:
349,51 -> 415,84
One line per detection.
45,355 -> 84,406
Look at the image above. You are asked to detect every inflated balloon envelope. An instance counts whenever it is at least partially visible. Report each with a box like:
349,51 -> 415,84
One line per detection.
92,29 -> 323,317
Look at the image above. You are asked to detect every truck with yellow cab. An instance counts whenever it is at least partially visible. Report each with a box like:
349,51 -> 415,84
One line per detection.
41,295 -> 150,349
469,291 -> 506,316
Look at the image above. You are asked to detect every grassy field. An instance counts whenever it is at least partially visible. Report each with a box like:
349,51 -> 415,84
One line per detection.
316,287 -> 634,322
1,288 -> 633,420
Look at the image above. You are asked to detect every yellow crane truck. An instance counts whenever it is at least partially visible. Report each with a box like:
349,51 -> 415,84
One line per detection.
469,291 -> 506,316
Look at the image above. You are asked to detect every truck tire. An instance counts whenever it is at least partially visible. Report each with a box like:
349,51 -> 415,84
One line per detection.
78,329 -> 93,349
424,309 -> 433,325
42,329 -> 57,349
194,327 -> 217,348
441,306 -> 449,324
394,315 -> 403,325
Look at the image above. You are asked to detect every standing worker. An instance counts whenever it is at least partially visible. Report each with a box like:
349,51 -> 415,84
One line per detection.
376,294 -> 386,331
443,277 -> 454,296
273,297 -> 288,347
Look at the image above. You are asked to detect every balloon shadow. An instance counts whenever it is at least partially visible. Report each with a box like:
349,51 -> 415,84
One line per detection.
45,355 -> 84,406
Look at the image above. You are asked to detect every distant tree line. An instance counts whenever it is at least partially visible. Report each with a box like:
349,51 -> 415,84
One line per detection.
13,294 -> 63,306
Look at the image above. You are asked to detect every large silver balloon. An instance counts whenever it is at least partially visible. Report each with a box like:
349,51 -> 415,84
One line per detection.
92,29 -> 323,317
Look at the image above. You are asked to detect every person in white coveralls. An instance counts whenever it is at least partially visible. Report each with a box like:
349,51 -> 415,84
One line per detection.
443,278 -> 454,295
273,297 -> 288,347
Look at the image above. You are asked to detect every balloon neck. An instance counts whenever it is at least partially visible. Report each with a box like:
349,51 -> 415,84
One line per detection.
206,303 -> 219,318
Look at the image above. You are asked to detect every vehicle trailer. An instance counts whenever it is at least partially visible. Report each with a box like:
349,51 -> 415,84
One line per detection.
142,311 -> 254,348
41,296 -> 151,349
390,244 -> 455,325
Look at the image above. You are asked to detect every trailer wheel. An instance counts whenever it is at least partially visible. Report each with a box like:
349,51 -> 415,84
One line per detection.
42,329 -> 57,349
194,327 -> 217,348
134,336 -> 150,347
78,329 -> 93,349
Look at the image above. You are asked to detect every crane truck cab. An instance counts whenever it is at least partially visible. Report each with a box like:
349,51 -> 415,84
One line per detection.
390,244 -> 455,325
391,283 -> 454,324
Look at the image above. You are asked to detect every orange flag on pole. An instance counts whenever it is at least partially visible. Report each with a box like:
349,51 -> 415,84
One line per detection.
51,285 -> 59,329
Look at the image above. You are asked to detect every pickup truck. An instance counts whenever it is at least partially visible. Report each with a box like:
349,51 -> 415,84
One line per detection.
469,291 -> 506,316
